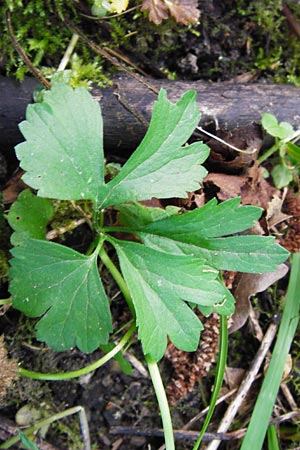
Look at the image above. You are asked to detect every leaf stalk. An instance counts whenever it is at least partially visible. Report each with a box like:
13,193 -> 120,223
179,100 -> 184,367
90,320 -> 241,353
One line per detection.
99,243 -> 135,317
18,324 -> 135,381
146,354 -> 175,450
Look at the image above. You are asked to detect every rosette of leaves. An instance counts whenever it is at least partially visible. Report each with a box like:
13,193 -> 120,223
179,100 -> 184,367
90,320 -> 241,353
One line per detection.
8,83 -> 289,362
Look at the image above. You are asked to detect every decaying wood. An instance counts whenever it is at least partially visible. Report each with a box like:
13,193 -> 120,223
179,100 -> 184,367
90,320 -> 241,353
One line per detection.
1,75 -> 300,161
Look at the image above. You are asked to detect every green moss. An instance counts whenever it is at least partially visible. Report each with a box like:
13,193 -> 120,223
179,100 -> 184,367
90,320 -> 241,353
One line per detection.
0,0 -> 112,85
49,200 -> 93,236
1,1 -> 72,77
1,0 -> 199,83
236,0 -> 300,84
0,250 -> 9,281
3,0 -> 300,86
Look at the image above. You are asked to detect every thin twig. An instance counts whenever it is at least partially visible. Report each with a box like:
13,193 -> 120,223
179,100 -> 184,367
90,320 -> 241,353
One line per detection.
206,320 -> 279,450
282,1 -> 300,40
196,126 -> 257,154
103,46 -> 150,77
5,10 -> 51,89
280,382 -> 299,411
114,92 -> 150,127
108,410 -> 300,445
270,410 -> 300,425
81,410 -> 300,449
182,388 -> 239,430
110,426 -> 245,442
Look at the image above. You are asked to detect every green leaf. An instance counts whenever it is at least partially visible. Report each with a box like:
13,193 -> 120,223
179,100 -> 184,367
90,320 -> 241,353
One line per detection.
141,234 -> 288,273
118,198 -> 289,273
98,89 -> 209,208
15,83 -> 104,204
9,239 -> 112,353
117,202 -> 180,228
261,113 -> 294,139
271,163 -> 293,188
7,189 -> 53,246
118,197 -> 262,237
111,239 -> 234,361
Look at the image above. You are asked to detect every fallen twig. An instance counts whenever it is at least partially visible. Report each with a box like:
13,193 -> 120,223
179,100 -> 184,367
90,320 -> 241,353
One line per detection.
282,1 -> 300,40
5,10 -> 51,89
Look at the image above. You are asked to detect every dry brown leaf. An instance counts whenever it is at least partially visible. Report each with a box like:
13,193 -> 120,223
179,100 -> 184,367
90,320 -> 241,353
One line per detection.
204,173 -> 248,201
229,264 -> 289,334
266,189 -> 291,229
141,0 -> 169,25
141,0 -> 200,25
164,0 -> 200,25
204,169 -> 277,209
280,190 -> 300,253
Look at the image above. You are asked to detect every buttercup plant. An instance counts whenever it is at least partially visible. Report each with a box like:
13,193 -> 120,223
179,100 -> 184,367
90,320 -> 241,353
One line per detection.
7,83 -> 289,449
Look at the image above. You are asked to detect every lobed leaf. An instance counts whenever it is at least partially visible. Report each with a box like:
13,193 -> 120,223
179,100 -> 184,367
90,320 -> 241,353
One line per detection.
7,189 -> 53,246
15,83 -> 104,204
98,89 -> 209,208
118,197 -> 263,237
9,239 -> 112,353
111,238 -> 234,361
118,199 -> 289,273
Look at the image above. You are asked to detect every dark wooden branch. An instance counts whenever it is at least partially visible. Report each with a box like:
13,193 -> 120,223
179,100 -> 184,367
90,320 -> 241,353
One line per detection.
1,75 -> 300,163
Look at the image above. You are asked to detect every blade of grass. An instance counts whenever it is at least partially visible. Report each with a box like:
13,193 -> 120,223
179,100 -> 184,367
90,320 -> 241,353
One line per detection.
267,425 -> 280,450
240,253 -> 300,450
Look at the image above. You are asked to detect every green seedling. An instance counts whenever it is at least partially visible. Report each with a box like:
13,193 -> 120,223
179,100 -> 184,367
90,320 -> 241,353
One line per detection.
259,113 -> 300,188
7,83 -> 289,449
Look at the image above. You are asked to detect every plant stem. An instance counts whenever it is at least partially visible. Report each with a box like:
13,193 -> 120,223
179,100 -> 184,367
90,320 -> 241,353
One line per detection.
99,244 -> 135,317
257,143 -> 278,164
193,315 -> 228,450
146,355 -> 175,450
0,298 -> 11,305
18,324 -> 135,380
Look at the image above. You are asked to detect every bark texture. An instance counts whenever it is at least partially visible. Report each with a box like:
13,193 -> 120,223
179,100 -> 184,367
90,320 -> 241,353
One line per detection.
1,75 -> 300,160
